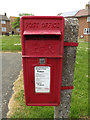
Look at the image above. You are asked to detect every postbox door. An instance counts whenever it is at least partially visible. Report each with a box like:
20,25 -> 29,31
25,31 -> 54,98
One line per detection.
23,57 -> 62,106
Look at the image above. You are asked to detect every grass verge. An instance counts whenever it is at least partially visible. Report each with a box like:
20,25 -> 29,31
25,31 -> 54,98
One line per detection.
7,41 -> 88,118
1,35 -> 21,52
70,41 -> 88,118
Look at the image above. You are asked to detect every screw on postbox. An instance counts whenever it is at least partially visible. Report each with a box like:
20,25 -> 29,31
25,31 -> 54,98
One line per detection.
20,16 -> 65,106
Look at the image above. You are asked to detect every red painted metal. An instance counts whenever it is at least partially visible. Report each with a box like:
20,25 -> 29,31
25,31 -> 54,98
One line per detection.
61,86 -> 74,90
64,42 -> 79,46
20,16 -> 65,106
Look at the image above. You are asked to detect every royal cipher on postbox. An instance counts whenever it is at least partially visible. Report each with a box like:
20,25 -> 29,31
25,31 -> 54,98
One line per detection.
20,16 -> 65,106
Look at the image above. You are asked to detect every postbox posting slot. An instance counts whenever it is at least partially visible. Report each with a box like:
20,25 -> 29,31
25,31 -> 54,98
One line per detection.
23,31 -> 61,35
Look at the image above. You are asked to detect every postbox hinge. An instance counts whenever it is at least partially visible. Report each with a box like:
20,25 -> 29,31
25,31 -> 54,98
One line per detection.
61,86 -> 73,90
64,42 -> 79,47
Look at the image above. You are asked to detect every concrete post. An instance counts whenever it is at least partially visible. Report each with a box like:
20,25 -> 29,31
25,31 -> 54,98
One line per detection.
54,18 -> 79,118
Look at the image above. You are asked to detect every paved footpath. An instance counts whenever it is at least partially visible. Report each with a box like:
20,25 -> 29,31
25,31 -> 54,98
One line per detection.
1,52 -> 22,119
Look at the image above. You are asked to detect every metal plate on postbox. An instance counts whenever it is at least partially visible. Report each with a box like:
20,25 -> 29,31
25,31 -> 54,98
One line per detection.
39,58 -> 45,64
35,66 -> 50,93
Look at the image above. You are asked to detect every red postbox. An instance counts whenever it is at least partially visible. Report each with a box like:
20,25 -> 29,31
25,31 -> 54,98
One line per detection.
20,16 -> 65,106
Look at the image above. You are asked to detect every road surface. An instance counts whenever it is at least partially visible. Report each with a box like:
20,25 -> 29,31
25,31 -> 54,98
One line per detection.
1,52 -> 22,119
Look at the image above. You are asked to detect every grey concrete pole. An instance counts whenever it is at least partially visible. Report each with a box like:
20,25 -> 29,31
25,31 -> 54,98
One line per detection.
54,18 -> 79,118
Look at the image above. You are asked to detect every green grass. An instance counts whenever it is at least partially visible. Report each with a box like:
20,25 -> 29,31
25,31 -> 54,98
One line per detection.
9,40 -> 88,118
13,89 -> 54,118
1,35 -> 21,52
70,41 -> 88,118
13,91 -> 54,118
